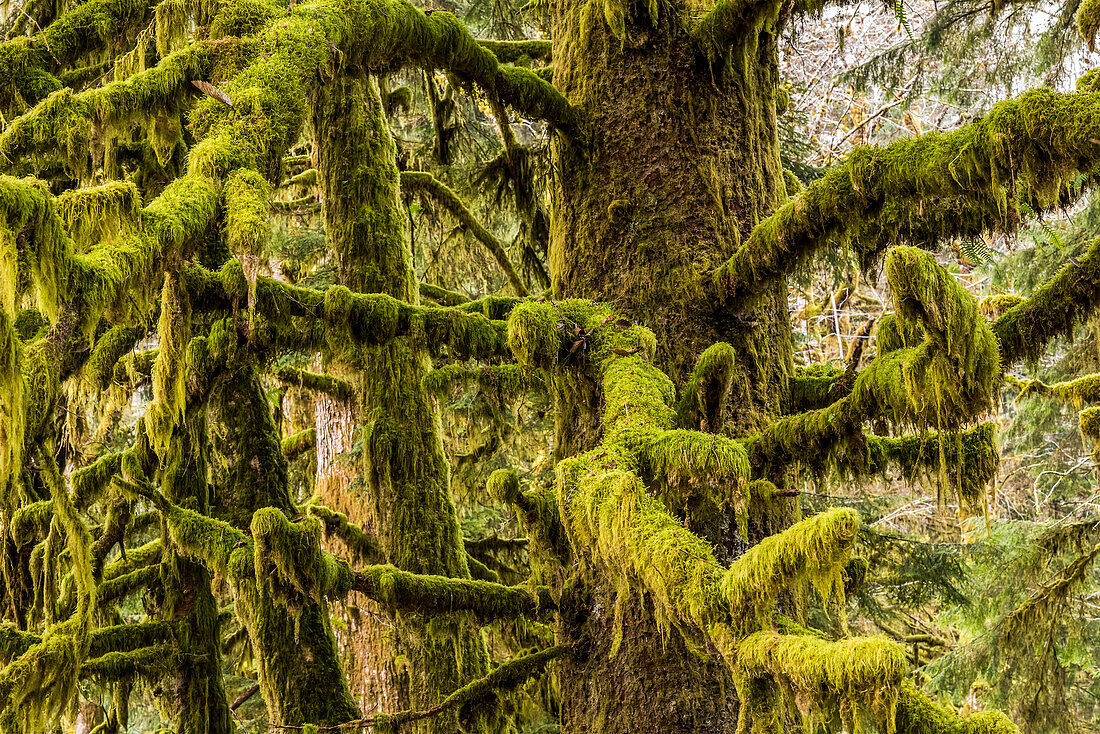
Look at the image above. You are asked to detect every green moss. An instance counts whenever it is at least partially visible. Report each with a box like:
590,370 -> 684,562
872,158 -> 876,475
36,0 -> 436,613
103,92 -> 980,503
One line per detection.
977,293 -> 1025,319
677,342 -> 737,432
876,313 -> 924,354
787,363 -> 847,413
11,500 -> 52,548
714,89 -> 1100,306
734,632 -> 907,733
895,679 -> 1018,734
422,363 -> 531,401
305,504 -> 382,564
281,427 -> 316,461
224,168 -> 272,308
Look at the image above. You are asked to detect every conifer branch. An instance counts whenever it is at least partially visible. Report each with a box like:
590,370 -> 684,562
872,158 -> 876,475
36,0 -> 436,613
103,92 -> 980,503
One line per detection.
993,236 -> 1100,367
713,89 -> 1100,309
401,170 -> 529,296
270,645 -> 569,731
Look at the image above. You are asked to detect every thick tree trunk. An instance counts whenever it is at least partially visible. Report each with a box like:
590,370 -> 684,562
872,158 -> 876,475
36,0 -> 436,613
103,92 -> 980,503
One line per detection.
548,5 -> 796,732
549,0 -> 791,431
311,73 -> 490,732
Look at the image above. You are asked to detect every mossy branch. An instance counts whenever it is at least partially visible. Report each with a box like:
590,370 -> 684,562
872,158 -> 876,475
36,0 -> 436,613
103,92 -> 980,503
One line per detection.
189,263 -> 512,360
713,89 -> 1100,307
419,282 -> 470,306
895,679 -> 1018,734
993,236 -> 1100,367
273,366 -> 354,400
401,171 -> 529,297
281,427 -> 316,460
359,4 -> 579,134
475,39 -> 552,63
305,504 -> 383,564
352,565 -> 555,622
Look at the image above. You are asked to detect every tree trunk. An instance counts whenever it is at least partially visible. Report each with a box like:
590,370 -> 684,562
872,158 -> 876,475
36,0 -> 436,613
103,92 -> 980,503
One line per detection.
547,6 -> 796,732
209,356 -> 360,726
311,73 -> 490,732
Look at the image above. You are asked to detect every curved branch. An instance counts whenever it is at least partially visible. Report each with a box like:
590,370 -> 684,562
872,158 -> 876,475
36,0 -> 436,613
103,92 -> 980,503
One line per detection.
713,88 -> 1100,308
349,3 -> 579,133
401,170 -> 529,296
994,236 -> 1100,367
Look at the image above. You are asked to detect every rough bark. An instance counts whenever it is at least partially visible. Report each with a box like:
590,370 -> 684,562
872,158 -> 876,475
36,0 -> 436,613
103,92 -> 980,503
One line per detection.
311,72 -> 490,732
546,3 -> 796,731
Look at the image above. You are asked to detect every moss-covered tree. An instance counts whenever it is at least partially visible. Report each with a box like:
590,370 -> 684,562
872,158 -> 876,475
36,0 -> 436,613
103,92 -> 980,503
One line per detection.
4,0 -> 1100,731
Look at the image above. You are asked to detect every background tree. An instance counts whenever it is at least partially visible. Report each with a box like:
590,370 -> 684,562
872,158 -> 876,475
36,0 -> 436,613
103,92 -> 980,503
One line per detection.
3,0 -> 1100,731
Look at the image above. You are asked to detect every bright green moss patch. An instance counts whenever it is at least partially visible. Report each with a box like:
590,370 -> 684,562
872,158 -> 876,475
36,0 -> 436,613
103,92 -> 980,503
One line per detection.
677,341 -> 737,431
734,632 -> 907,734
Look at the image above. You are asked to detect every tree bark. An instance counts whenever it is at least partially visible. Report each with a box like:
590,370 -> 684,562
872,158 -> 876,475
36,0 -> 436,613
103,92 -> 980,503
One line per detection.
311,73 -> 491,733
547,5 -> 797,732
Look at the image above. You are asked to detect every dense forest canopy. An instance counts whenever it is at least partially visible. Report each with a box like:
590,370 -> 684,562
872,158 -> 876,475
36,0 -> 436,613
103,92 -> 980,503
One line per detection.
4,0 -> 1100,730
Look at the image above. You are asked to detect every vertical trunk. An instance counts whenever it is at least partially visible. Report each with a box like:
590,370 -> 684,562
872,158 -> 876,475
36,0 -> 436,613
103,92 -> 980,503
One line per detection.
313,392 -> 405,714
209,356 -> 360,726
547,5 -> 796,732
311,73 -> 489,731
549,0 -> 791,430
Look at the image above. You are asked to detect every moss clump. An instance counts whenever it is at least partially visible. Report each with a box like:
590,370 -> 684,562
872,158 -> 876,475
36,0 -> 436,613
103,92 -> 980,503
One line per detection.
978,294 -> 1025,320
1080,407 -> 1100,461
734,632 -> 907,734
677,342 -> 737,431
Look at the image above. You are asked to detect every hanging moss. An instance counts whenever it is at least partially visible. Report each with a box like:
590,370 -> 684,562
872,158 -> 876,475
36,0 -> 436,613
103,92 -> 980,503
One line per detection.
0,0 -> 153,110
978,294 -> 1025,320
734,632 -> 907,734
84,325 -> 145,392
11,500 -> 52,548
224,168 -> 271,309
57,181 -> 142,251
787,363 -> 847,413
146,272 -> 191,459
877,313 -> 924,354
0,176 -> 75,319
677,341 -> 737,432
422,363 -> 531,402
713,89 -> 1100,307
